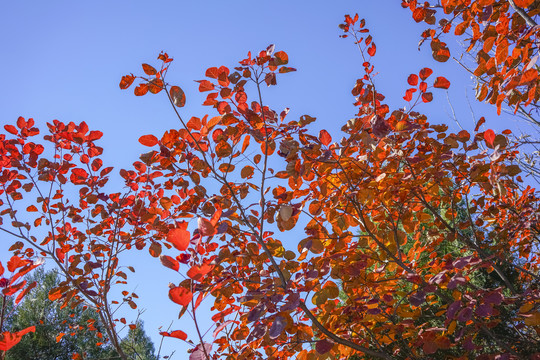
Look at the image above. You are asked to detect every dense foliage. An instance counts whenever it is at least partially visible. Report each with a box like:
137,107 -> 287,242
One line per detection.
1,2 -> 539,359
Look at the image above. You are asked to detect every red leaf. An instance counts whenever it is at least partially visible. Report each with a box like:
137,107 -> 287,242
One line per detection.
56,248 -> 65,263
15,281 -> 36,305
474,117 -> 486,132
160,255 -> 179,271
148,78 -> 164,94
484,129 -> 495,147
4,125 -> 18,135
0,262 -> 3,277
138,135 -> 159,147
421,92 -> 433,103
495,39 -> 508,65
206,67 -> 219,79
403,88 -> 417,101
187,263 -> 213,282
433,76 -> 451,89
407,74 -> 418,86
169,286 -> 192,306
419,67 -> 433,80
514,0 -> 535,7
16,117 -> 26,128
167,228 -> 190,251
134,84 -> 148,96
0,326 -> 35,350
197,80 -> 214,92
70,168 -> 89,185
142,63 -> 157,76
87,130 -> 103,141
412,7 -> 425,22
319,129 -> 332,146
198,217 -> 215,236
210,206 -> 222,226
367,43 -> 376,56
3,281 -> 26,296
160,330 -> 188,340
7,256 -> 28,272
119,75 -> 135,89
170,86 -> 186,107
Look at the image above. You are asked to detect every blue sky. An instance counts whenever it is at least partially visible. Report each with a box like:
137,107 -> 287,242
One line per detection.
1,1 -> 519,358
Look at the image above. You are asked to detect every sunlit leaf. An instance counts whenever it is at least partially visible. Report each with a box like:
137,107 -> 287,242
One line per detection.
169,286 -> 192,307
167,228 -> 190,251
433,76 -> 450,89
139,134 -> 159,147
170,86 -> 186,107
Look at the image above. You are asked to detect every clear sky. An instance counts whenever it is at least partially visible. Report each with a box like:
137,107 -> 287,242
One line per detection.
1,1 -> 520,358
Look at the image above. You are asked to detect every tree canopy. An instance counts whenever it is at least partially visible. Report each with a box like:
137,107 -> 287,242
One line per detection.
1,2 -> 539,359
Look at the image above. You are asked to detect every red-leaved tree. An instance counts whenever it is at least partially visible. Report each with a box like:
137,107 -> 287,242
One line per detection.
1,4 -> 539,360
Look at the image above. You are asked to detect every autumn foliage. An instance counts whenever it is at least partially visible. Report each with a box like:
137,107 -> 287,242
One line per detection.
402,0 -> 539,115
1,3 -> 540,359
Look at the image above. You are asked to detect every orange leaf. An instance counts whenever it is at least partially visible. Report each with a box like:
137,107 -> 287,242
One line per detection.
48,287 -> 63,301
119,74 -> 135,89
206,67 -> 219,79
495,39 -> 508,65
142,63 -> 157,76
15,281 -> 36,305
210,206 -> 222,226
56,332 -> 65,343
170,86 -> 186,107
160,255 -> 179,271
148,78 -> 164,94
412,7 -> 425,22
241,135 -> 251,153
0,326 -> 35,350
160,330 -> 188,340
134,83 -> 148,96
404,88 -> 416,101
198,80 -> 215,92
187,263 -> 213,282
169,286 -> 192,306
167,228 -> 190,251
319,130 -> 332,146
433,76 -> 451,89
149,242 -> 162,257
139,134 -> 159,147
474,117 -> 486,132
207,116 -> 221,129
7,256 -> 27,272
484,129 -> 495,147
274,51 -> 289,65
513,0 -> 534,8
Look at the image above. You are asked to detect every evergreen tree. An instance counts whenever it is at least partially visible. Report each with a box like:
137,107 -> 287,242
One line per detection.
2,268 -> 157,360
